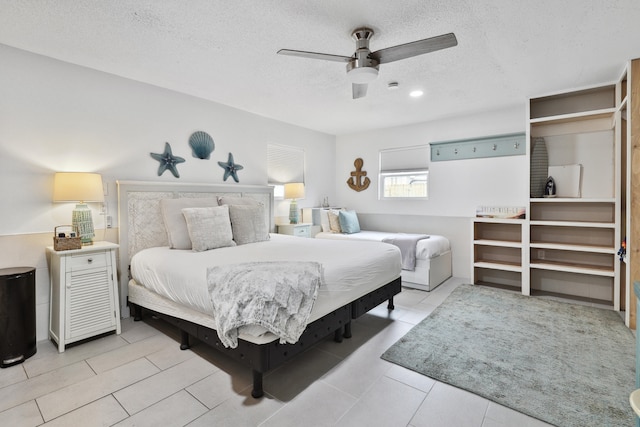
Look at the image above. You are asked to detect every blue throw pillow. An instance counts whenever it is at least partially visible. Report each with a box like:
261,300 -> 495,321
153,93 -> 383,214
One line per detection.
338,210 -> 360,234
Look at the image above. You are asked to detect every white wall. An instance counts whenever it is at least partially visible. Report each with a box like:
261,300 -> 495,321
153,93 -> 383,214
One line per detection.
0,44 -> 336,235
0,44 -> 336,341
335,107 -> 528,278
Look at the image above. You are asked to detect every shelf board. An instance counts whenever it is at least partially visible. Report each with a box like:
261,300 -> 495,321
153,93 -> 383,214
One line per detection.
530,108 -> 616,138
529,220 -> 615,228
529,197 -> 615,203
529,261 -> 614,277
529,108 -> 616,124
474,239 -> 522,248
530,242 -> 616,254
529,289 -> 613,308
474,261 -> 522,272
474,217 -> 526,224
474,281 -> 523,293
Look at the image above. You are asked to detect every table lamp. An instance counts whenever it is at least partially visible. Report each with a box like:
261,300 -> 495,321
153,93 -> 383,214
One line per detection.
284,182 -> 305,224
53,172 -> 104,245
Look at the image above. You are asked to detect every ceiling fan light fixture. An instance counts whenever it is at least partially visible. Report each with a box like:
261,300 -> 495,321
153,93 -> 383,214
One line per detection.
347,67 -> 379,84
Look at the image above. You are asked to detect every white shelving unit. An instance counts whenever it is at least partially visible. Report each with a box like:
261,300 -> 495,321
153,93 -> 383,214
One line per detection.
471,218 -> 528,294
526,78 -> 625,310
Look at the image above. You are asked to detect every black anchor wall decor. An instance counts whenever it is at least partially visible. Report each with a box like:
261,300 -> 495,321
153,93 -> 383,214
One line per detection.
347,158 -> 370,192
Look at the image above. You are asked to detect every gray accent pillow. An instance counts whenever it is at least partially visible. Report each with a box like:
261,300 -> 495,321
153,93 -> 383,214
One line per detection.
228,204 -> 270,245
161,197 -> 219,249
181,206 -> 236,252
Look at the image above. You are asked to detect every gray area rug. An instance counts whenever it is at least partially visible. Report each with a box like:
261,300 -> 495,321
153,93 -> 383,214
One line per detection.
381,284 -> 636,427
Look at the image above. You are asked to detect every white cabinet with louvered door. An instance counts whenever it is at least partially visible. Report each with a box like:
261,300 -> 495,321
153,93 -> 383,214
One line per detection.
47,241 -> 121,352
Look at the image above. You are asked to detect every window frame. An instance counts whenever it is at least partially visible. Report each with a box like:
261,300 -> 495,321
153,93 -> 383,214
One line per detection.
378,145 -> 430,201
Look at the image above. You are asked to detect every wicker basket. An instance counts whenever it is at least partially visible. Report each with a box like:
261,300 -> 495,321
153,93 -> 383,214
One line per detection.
53,225 -> 82,251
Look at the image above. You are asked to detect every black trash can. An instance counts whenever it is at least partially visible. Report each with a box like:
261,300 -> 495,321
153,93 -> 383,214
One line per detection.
0,267 -> 37,367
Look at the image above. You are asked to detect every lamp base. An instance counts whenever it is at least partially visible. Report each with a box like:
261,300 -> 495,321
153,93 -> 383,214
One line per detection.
289,200 -> 299,224
72,203 -> 95,245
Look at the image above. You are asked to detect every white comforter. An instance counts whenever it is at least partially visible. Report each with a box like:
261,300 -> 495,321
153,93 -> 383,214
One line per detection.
130,234 -> 401,322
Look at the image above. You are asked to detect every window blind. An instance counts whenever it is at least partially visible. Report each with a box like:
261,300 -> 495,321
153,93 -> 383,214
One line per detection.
267,144 -> 305,184
380,145 -> 429,172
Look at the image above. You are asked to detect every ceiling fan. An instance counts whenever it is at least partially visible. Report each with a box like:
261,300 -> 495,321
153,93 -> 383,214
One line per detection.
277,27 -> 457,99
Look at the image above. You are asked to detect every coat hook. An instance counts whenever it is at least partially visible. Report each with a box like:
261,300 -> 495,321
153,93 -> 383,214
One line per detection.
492,144 -> 497,151
473,147 -> 476,152
454,148 -> 458,154
514,142 -> 520,149
436,149 -> 440,156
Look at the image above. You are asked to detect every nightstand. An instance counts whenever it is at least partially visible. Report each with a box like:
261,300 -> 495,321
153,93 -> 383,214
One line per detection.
46,241 -> 121,352
277,223 -> 312,238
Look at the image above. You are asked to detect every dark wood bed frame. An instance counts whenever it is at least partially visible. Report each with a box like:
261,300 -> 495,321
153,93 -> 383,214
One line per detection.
129,276 -> 401,398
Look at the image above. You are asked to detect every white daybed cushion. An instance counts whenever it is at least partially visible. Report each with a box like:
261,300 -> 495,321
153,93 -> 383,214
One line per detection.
130,233 -> 401,322
315,230 -> 450,260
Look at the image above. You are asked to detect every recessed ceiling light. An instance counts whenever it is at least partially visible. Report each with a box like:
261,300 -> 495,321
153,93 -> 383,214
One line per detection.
409,90 -> 424,98
388,82 -> 399,90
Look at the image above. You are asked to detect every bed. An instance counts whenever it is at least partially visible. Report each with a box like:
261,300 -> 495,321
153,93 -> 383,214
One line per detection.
311,208 -> 452,291
116,181 -> 402,398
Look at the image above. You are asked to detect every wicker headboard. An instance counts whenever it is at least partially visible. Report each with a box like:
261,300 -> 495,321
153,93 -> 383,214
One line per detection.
116,180 -> 274,315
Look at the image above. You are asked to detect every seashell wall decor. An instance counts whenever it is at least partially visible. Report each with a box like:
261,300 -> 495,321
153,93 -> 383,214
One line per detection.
188,131 -> 215,159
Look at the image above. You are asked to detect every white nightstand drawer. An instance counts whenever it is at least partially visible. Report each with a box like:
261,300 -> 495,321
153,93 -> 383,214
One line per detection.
277,223 -> 311,238
68,252 -> 108,271
293,226 -> 310,237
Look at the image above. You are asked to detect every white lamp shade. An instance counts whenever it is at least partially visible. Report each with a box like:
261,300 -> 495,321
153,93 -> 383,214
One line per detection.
284,182 -> 305,200
53,172 -> 104,203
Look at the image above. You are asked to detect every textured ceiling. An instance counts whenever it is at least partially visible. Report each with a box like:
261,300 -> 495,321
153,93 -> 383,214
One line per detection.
1,1 -> 640,135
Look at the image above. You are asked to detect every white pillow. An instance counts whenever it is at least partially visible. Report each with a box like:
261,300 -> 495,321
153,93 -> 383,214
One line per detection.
319,209 -> 331,233
181,206 -> 236,252
161,197 -> 219,249
228,204 -> 270,245
327,209 -> 342,233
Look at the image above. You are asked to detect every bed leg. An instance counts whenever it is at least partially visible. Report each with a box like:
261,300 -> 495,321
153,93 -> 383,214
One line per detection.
180,330 -> 190,350
133,305 -> 142,321
334,328 -> 344,343
251,370 -> 264,398
344,322 -> 352,339
387,296 -> 395,310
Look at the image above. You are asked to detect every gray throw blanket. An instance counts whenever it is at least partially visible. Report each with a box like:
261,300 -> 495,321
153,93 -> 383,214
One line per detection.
207,261 -> 323,348
382,234 -> 430,271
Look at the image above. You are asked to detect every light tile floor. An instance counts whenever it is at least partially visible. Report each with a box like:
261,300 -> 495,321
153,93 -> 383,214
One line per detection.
0,278 -> 553,427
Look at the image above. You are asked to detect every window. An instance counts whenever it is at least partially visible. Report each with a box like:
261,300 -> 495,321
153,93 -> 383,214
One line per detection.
267,144 -> 305,199
379,145 -> 429,200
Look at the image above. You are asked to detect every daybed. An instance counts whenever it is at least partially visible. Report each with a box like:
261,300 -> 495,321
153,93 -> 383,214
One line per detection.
311,208 -> 452,291
117,181 -> 402,398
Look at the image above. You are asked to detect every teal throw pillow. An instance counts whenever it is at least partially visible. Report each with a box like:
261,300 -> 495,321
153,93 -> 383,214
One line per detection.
338,210 -> 360,234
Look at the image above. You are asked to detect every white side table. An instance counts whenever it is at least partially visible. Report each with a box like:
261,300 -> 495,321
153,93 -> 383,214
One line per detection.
47,241 -> 121,352
277,223 -> 312,238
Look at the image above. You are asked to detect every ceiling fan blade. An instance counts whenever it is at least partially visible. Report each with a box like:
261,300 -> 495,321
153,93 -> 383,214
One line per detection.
277,49 -> 351,63
352,83 -> 368,99
370,33 -> 457,64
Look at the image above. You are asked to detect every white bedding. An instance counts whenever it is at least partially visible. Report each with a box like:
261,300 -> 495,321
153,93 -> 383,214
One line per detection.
315,231 -> 450,260
131,233 -> 402,325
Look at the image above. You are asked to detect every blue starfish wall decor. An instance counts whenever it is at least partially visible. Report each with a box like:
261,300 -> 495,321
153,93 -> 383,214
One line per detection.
218,152 -> 243,182
150,142 -> 185,178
